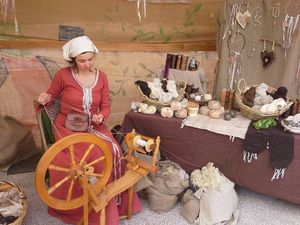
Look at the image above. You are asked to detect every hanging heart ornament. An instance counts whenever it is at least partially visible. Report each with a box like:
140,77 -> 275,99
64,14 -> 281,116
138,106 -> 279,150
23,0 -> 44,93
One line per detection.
236,10 -> 251,29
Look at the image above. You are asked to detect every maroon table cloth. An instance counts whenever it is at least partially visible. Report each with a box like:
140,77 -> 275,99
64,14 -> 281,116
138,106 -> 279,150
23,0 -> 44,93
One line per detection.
120,111 -> 300,205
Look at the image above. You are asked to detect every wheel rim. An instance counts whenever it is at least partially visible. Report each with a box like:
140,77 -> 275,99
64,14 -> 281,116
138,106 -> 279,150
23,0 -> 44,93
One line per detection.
35,133 -> 113,210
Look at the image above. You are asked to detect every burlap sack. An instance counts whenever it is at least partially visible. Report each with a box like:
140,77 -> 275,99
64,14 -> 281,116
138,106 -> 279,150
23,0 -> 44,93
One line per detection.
146,160 -> 189,212
147,161 -> 188,195
180,189 -> 200,224
0,115 -> 39,171
146,186 -> 178,212
134,176 -> 153,192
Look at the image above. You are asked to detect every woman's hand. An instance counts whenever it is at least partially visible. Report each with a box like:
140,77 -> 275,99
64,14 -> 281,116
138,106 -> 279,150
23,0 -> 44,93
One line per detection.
92,113 -> 104,125
37,92 -> 51,105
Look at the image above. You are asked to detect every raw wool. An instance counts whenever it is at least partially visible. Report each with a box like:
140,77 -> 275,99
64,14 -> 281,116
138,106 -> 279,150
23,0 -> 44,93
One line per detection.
253,83 -> 273,110
0,184 -> 25,218
190,162 -> 223,191
145,160 -> 189,212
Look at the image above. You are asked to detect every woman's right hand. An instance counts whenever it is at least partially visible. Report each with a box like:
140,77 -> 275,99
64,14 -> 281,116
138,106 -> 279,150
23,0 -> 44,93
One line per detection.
37,92 -> 51,105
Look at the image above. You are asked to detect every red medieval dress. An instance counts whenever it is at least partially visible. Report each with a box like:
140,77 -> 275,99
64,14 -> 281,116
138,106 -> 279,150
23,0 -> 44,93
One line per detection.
45,67 -> 141,225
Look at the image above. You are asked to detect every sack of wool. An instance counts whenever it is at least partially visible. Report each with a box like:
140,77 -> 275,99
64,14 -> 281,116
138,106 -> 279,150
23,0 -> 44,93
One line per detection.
195,177 -> 239,225
191,163 -> 239,225
146,187 -> 178,212
180,189 -> 200,224
147,161 -> 188,195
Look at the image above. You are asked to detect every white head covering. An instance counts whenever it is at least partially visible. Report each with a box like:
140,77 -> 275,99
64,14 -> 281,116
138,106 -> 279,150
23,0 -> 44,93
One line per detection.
62,36 -> 99,61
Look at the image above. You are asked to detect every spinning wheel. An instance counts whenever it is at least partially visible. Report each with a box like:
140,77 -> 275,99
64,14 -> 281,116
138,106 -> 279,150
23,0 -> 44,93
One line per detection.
35,133 -> 113,211
35,130 -> 160,225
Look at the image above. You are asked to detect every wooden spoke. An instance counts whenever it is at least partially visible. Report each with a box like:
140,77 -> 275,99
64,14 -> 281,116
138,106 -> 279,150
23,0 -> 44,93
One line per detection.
67,180 -> 75,202
35,133 -> 113,211
80,144 -> 95,165
89,172 -> 104,178
48,176 -> 71,194
48,164 -> 70,173
84,156 -> 105,168
68,144 -> 76,165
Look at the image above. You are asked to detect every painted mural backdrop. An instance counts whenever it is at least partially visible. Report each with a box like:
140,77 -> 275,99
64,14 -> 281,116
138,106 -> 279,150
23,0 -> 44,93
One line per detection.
0,0 -> 220,43
0,49 -> 217,146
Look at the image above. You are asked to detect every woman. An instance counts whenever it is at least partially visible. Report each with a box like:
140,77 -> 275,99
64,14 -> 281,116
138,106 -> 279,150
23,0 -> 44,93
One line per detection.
37,36 -> 141,225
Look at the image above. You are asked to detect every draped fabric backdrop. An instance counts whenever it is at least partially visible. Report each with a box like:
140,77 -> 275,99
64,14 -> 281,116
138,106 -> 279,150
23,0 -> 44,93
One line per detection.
0,50 -> 218,146
215,0 -> 300,99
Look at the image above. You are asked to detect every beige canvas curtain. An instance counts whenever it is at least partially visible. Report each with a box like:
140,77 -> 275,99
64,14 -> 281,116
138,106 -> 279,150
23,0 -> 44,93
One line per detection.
214,0 -> 300,99
0,0 -> 215,43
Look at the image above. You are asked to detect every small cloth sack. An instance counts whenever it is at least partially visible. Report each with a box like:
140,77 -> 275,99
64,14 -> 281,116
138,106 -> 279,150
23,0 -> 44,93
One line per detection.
65,112 -> 89,132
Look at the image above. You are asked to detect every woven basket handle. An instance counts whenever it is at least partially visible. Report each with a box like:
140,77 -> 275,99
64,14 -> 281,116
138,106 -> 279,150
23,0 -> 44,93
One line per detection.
237,79 -> 247,95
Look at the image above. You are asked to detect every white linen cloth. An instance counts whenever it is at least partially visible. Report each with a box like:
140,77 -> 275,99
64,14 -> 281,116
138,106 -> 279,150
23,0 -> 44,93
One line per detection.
183,112 -> 251,139
168,68 -> 206,94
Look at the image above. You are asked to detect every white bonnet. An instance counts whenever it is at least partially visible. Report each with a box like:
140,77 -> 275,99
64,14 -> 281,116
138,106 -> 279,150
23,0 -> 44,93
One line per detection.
62,36 -> 99,61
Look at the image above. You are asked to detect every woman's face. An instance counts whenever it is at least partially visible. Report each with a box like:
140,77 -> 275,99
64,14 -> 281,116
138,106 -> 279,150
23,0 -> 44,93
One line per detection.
74,52 -> 95,72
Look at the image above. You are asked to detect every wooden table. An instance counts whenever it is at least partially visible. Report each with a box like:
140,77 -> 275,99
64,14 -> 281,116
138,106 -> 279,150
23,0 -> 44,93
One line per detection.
120,111 -> 300,205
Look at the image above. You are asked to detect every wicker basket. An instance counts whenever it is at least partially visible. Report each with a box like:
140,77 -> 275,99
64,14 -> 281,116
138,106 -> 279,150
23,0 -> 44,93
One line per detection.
235,79 -> 292,120
0,181 -> 27,225
136,82 -> 186,107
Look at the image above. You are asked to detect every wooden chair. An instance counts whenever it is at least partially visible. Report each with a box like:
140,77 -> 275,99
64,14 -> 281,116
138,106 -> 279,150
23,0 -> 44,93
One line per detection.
33,100 -> 60,150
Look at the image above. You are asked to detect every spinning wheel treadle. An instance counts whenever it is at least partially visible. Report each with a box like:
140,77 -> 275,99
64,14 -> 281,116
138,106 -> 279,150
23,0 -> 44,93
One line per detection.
35,133 -> 113,211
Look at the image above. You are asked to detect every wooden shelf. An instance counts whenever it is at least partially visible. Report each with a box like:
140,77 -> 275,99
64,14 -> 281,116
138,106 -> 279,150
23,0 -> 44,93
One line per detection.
0,38 -> 216,52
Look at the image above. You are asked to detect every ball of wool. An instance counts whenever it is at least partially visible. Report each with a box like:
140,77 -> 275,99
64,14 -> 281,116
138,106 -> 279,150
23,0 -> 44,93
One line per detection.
208,100 -> 221,110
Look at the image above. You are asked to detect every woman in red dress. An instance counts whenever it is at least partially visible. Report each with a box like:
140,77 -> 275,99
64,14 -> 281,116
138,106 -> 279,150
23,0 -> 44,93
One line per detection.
37,36 -> 141,225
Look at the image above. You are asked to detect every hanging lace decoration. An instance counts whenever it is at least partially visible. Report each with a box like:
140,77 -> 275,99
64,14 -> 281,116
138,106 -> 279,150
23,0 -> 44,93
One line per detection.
136,0 -> 147,23
0,0 -> 19,33
282,14 -> 299,59
227,32 -> 245,90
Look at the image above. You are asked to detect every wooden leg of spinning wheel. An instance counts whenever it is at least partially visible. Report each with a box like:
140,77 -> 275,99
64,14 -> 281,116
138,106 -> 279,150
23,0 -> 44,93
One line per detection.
83,177 -> 89,225
100,207 -> 105,225
127,186 -> 134,220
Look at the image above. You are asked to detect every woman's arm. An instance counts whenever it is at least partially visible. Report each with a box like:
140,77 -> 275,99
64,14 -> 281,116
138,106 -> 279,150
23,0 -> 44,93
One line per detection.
37,69 -> 64,107
98,72 -> 111,120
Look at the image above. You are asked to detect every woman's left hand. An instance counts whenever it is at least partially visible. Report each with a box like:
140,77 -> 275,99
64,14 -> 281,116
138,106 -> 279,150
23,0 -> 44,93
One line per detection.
92,113 -> 104,125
